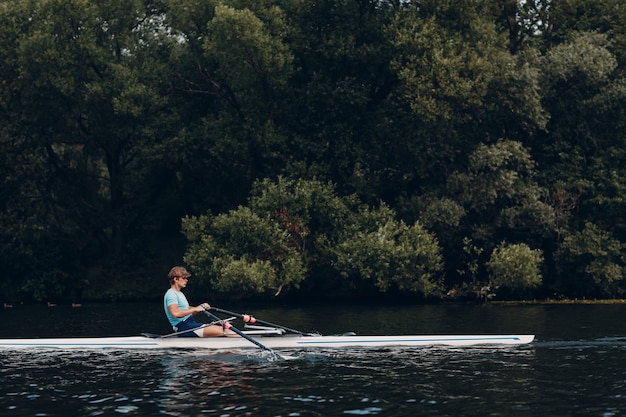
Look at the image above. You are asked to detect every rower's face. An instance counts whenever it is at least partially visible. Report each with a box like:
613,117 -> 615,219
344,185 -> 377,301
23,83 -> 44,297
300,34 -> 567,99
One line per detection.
177,277 -> 189,288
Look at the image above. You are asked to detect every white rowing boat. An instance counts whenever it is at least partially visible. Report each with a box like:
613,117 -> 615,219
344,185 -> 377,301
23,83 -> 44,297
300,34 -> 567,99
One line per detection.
0,333 -> 534,350
0,307 -> 534,351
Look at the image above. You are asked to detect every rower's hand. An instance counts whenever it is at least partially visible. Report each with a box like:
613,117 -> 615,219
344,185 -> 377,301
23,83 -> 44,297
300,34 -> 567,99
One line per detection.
195,303 -> 210,313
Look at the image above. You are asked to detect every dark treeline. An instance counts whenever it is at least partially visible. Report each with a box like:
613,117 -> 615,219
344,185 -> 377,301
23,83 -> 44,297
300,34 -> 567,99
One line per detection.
1,0 -> 625,304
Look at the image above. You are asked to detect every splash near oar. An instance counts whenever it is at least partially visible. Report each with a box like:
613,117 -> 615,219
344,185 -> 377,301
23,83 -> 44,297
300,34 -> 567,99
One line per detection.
201,310 -> 284,360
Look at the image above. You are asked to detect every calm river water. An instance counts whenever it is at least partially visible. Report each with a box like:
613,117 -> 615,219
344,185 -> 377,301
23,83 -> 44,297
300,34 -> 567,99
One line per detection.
1,302 -> 626,416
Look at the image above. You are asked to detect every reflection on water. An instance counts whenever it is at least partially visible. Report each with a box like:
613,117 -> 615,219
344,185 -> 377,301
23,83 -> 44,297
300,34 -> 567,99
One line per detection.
153,346 -> 540,417
2,303 -> 626,416
1,342 -> 625,417
0,347 -> 540,416
158,352 -> 276,416
1,350 -> 161,416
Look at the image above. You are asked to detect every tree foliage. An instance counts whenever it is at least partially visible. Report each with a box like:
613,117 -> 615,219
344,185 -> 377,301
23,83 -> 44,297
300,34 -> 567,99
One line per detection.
182,178 -> 443,298
2,0 -> 626,302
555,222 -> 626,298
487,242 -> 543,295
333,205 -> 444,296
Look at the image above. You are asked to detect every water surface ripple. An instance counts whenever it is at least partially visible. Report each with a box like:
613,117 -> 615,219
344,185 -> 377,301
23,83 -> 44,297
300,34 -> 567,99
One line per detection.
1,303 -> 626,416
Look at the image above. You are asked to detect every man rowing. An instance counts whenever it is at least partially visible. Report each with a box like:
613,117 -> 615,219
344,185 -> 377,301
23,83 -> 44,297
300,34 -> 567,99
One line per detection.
163,266 -> 227,337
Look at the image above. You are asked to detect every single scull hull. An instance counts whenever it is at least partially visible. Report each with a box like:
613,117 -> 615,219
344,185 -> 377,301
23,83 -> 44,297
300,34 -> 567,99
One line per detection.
0,334 -> 534,350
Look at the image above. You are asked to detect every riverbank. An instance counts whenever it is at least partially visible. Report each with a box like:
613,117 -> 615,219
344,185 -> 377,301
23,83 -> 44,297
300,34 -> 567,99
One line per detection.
5,296 -> 626,310
490,298 -> 626,305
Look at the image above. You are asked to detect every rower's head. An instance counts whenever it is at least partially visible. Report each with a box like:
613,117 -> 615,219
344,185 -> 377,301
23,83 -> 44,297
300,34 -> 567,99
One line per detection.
168,266 -> 191,285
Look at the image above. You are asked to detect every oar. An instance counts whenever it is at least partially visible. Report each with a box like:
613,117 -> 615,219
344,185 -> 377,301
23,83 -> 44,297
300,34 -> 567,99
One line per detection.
201,310 -> 284,360
210,306 -> 319,336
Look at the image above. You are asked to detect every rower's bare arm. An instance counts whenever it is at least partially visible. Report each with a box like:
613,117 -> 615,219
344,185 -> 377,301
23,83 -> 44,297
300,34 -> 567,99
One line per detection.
168,303 -> 209,318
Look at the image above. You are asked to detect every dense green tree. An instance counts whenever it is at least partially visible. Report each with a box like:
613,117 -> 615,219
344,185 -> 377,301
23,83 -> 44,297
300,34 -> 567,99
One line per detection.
535,31 -> 626,254
417,140 -> 555,296
0,0 -> 178,300
182,177 -> 443,298
182,206 -> 307,295
486,241 -> 544,297
386,0 -> 547,204
161,0 -> 296,213
542,0 -> 626,68
555,222 -> 626,298
1,0 -> 626,301
273,0 -> 401,201
333,205 -> 444,296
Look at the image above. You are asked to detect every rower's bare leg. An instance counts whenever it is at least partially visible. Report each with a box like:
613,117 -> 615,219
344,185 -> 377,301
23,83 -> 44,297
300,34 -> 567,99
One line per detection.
202,324 -> 226,337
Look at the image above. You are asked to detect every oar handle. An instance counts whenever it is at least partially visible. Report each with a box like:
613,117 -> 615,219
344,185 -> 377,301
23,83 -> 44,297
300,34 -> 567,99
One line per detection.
210,306 -> 311,336
201,310 -> 283,360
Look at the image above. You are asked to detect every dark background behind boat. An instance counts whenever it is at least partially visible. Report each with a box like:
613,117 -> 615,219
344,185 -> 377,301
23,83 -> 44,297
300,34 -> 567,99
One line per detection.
2,303 -> 626,416
1,301 -> 625,340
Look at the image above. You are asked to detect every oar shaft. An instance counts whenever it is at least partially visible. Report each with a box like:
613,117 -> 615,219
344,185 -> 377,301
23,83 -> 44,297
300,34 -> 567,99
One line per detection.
210,306 -> 306,335
202,310 -> 283,360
